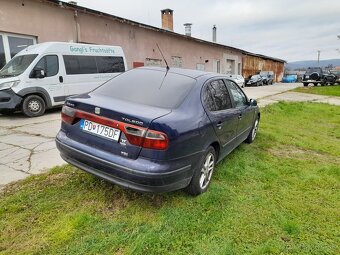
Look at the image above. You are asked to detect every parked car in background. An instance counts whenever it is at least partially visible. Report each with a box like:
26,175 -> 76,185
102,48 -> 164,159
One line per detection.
282,75 -> 297,83
329,70 -> 340,84
259,71 -> 274,85
228,74 -> 245,88
56,67 -> 260,196
0,42 -> 127,117
246,74 -> 263,86
302,67 -> 337,87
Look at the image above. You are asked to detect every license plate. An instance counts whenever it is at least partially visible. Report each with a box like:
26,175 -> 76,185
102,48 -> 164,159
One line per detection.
80,119 -> 120,142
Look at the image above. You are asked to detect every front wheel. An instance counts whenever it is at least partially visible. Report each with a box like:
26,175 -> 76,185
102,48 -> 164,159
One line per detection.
185,146 -> 216,196
22,95 -> 46,117
245,117 -> 259,144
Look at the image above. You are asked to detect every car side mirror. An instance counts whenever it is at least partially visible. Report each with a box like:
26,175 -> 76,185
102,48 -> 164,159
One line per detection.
33,68 -> 45,79
249,99 -> 257,106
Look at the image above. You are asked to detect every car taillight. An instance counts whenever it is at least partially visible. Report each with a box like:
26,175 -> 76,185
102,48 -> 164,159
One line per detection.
143,130 -> 168,150
124,125 -> 168,150
61,105 -> 76,124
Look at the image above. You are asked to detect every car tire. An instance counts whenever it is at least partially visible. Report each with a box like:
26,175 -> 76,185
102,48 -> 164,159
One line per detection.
245,116 -> 259,144
314,83 -> 318,87
185,146 -> 216,196
303,83 -> 308,87
22,95 -> 46,117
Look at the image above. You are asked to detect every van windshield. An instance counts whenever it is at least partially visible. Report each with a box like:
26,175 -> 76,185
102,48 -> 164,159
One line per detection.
0,54 -> 38,78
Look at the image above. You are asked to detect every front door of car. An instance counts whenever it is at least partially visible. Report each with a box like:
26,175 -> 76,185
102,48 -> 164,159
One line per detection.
202,79 -> 240,156
225,79 -> 255,142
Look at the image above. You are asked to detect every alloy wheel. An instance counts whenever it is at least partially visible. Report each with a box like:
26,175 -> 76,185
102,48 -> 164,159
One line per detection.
252,119 -> 259,140
199,152 -> 215,190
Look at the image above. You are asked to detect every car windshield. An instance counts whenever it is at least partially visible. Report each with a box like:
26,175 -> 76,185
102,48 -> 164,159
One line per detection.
251,75 -> 258,79
0,54 -> 38,78
94,68 -> 196,109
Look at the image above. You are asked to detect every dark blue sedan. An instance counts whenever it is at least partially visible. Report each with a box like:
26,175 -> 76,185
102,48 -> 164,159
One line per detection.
56,67 -> 260,195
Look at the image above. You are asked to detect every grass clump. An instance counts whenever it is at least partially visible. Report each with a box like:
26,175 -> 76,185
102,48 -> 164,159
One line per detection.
294,85 -> 340,97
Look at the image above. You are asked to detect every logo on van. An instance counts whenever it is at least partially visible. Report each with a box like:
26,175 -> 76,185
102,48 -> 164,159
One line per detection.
95,107 -> 101,115
69,46 -> 115,54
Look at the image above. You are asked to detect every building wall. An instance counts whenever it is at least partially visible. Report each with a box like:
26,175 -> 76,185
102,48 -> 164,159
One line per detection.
0,0 -> 283,80
243,55 -> 284,82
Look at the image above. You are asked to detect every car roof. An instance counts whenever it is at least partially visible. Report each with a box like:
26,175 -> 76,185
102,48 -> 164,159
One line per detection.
137,66 -> 230,79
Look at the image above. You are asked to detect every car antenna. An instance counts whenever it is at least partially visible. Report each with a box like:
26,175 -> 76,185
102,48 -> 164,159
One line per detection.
156,43 -> 170,71
156,43 -> 170,89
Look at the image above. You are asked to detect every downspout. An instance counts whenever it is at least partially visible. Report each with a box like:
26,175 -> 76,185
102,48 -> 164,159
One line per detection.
74,10 -> 80,43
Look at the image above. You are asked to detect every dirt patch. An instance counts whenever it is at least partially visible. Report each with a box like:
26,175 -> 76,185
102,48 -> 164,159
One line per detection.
268,146 -> 340,164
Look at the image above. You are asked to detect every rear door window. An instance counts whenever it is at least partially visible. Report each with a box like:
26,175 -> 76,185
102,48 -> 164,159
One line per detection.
96,56 -> 125,73
63,55 -> 97,74
203,80 -> 232,111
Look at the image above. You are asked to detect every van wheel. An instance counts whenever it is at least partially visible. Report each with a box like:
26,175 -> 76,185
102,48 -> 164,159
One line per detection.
245,117 -> 259,144
185,146 -> 216,196
22,95 -> 46,117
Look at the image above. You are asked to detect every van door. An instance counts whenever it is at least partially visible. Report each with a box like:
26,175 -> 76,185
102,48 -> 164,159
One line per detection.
27,54 -> 64,106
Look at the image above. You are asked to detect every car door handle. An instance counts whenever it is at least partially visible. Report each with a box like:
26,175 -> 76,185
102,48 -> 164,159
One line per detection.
216,122 -> 223,129
59,76 -> 64,83
216,121 -> 223,128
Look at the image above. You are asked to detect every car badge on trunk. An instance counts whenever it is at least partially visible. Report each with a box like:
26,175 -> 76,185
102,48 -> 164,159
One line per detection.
95,107 -> 100,115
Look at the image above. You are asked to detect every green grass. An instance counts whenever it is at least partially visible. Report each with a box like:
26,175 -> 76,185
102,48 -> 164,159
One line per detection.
293,85 -> 340,97
1,102 -> 339,255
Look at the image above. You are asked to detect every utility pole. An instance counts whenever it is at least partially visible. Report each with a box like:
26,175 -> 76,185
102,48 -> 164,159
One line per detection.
317,50 -> 321,66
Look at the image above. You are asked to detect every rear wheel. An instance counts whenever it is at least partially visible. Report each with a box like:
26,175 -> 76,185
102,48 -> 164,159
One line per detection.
185,146 -> 216,196
22,95 -> 46,117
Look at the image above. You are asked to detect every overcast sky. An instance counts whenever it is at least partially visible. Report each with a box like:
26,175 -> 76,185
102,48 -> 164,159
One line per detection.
75,0 -> 340,62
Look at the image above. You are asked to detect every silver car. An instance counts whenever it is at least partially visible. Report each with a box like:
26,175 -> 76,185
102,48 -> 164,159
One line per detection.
228,74 -> 245,88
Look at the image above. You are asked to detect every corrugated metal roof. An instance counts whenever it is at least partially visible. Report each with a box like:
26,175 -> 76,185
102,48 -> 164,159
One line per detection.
44,0 -> 286,63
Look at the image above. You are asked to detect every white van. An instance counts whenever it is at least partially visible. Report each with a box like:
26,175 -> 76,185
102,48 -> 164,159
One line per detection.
0,42 -> 127,117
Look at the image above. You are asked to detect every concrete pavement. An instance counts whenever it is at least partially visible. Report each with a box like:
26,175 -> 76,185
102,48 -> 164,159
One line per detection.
1,82 -> 339,188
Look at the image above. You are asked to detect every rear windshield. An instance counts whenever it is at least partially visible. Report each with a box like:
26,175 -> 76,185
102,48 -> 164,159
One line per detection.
306,68 -> 321,74
94,68 -> 196,109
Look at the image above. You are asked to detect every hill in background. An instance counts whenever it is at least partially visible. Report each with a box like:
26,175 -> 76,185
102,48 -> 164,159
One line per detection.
286,59 -> 340,70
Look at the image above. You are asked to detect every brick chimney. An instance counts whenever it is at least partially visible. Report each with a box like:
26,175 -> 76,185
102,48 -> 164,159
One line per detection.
161,9 -> 174,31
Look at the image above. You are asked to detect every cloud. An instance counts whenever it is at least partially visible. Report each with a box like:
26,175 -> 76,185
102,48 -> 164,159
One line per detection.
75,0 -> 340,62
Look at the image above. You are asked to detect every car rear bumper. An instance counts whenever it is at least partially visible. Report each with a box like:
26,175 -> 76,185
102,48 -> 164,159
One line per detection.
56,131 -> 198,193
0,89 -> 22,111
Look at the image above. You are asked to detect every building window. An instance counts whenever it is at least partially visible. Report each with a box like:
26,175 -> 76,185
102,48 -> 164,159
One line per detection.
0,32 -> 36,70
171,56 -> 182,68
145,58 -> 162,67
213,60 -> 220,73
196,63 -> 205,71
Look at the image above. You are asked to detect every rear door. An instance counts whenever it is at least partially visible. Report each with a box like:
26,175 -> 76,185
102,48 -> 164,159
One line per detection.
225,79 -> 255,142
202,79 -> 240,153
